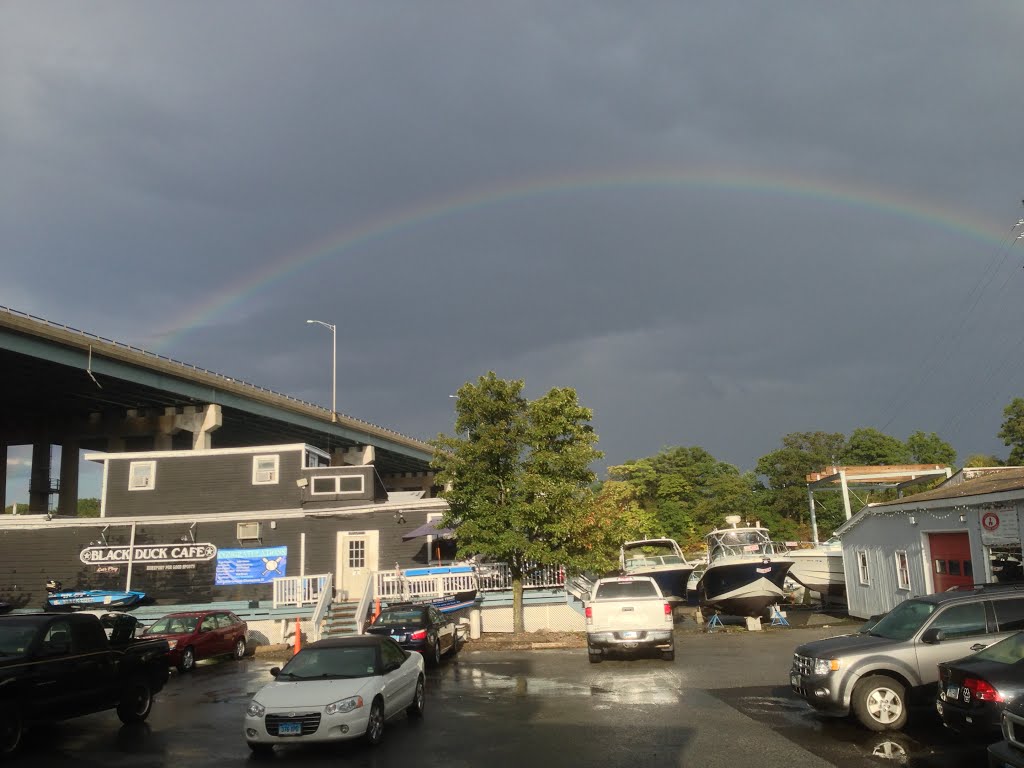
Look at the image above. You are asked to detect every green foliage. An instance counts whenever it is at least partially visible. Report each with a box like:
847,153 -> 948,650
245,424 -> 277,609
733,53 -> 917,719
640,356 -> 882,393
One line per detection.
964,453 -> 1004,468
756,431 -> 846,531
431,372 -> 603,632
999,398 -> 1024,465
611,446 -> 757,551
905,431 -> 956,466
2,502 -> 27,515
77,498 -> 101,517
843,428 -> 911,465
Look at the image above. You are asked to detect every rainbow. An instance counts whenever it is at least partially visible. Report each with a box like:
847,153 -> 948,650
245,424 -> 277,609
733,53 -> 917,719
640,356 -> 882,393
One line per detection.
153,168 -> 1012,348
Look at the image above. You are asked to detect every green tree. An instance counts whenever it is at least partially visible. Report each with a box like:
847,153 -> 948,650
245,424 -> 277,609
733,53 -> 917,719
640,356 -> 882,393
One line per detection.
999,398 -> 1024,465
843,428 -> 911,465
432,372 -> 603,633
610,446 -> 757,552
964,453 -> 1003,468
905,431 -> 956,466
77,498 -> 101,517
756,431 -> 847,531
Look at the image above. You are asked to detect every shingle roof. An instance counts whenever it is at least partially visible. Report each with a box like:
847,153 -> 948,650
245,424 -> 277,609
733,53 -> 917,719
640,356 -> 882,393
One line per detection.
870,466 -> 1024,507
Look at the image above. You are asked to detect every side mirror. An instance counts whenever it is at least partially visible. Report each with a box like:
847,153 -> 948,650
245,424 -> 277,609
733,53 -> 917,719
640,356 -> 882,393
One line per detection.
270,667 -> 281,677
921,628 -> 946,644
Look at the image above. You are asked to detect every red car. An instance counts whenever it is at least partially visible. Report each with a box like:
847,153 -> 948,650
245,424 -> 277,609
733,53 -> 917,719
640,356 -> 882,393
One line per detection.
142,610 -> 248,672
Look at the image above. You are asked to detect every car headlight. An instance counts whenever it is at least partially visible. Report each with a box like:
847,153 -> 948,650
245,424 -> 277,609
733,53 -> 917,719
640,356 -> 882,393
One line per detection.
325,696 -> 363,715
246,700 -> 266,718
813,658 -> 841,676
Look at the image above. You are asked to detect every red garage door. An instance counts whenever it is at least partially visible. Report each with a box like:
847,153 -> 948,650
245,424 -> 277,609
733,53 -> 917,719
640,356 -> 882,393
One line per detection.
929,532 -> 974,592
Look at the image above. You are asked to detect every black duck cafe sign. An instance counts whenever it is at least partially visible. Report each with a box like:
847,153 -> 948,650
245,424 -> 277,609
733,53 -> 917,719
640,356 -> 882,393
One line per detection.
80,543 -> 218,565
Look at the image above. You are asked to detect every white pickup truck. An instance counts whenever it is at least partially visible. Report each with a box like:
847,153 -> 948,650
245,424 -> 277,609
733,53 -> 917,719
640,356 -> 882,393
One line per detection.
585,575 -> 675,663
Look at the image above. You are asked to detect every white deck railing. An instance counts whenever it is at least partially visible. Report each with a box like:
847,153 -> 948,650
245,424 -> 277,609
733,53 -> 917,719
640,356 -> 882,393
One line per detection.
476,563 -> 566,591
273,573 -> 331,608
375,569 -> 478,602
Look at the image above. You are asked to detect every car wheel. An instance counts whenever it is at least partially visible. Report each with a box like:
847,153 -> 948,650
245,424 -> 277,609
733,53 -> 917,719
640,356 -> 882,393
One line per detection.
177,646 -> 195,673
0,707 -> 23,756
661,647 -> 675,662
248,742 -> 274,757
588,645 -> 602,664
852,675 -> 908,732
233,637 -> 246,660
364,698 -> 385,746
407,675 -> 425,718
117,678 -> 153,724
430,637 -> 441,667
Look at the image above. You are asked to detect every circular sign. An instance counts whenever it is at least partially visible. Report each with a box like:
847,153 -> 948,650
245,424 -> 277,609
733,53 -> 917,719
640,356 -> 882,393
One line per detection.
982,511 -> 1001,532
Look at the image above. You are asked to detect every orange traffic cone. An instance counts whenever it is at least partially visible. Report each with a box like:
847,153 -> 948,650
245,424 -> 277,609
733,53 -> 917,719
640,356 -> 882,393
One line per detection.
373,597 -> 381,622
293,617 -> 302,655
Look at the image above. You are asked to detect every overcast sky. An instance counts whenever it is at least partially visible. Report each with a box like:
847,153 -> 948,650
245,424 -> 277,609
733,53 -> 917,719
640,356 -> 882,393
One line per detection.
4,3 -> 1024,502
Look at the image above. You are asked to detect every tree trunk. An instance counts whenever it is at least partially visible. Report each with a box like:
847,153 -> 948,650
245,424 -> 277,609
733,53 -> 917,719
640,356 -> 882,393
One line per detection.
512,573 -> 525,634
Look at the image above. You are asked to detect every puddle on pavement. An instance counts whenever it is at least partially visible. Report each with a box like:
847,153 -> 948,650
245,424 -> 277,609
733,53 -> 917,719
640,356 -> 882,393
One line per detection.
447,665 -> 683,705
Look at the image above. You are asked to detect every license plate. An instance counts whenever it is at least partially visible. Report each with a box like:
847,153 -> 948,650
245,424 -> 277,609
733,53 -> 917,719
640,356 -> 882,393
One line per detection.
391,634 -> 405,642
946,684 -> 959,701
791,673 -> 800,688
621,631 -> 638,639
278,722 -> 302,736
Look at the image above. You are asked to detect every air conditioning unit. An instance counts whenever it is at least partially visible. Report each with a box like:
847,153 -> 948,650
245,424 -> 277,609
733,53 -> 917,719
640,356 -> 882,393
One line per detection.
236,522 -> 262,541
255,469 -> 276,483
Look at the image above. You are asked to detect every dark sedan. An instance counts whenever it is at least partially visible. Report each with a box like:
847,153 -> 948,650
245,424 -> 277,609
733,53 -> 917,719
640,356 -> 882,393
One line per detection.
365,605 -> 458,666
938,630 -> 1024,735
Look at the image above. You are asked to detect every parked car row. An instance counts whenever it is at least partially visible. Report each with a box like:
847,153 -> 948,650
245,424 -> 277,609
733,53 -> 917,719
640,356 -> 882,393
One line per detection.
788,582 -> 1024,766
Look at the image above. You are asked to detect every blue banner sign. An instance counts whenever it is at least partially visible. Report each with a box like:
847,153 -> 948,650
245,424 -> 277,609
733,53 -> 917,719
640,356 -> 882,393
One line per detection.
215,546 -> 288,585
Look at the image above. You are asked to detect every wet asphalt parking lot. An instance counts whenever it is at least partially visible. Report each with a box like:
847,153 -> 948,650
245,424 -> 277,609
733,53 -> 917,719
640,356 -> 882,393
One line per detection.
3,625 -> 997,767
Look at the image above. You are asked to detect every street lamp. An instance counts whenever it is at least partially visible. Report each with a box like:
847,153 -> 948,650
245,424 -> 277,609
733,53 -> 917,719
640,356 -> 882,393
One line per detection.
306,319 -> 336,422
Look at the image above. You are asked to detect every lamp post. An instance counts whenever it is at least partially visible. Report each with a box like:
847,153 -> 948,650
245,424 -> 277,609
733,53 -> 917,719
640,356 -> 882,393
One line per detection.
306,319 -> 336,422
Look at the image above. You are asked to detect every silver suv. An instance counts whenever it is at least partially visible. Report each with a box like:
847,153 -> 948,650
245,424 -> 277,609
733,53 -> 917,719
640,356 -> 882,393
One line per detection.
790,585 -> 1024,732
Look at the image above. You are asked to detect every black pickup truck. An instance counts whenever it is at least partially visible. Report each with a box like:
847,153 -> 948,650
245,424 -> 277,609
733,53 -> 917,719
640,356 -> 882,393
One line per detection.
0,612 -> 171,755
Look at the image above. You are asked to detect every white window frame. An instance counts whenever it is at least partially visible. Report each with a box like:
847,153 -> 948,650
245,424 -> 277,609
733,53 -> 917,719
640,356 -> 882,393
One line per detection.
310,474 -> 365,496
128,461 -> 156,491
856,550 -> 870,586
895,550 -> 910,590
252,455 -> 280,485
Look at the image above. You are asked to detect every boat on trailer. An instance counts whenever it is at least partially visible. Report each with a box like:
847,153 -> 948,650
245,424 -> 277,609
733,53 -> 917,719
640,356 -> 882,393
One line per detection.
620,538 -> 697,604
45,580 -> 148,610
785,536 -> 846,601
697,517 -> 794,618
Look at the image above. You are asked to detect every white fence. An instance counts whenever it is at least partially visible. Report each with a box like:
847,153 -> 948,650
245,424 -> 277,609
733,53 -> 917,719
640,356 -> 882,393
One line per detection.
273,573 -> 331,608
477,563 -> 566,592
375,569 -> 478,602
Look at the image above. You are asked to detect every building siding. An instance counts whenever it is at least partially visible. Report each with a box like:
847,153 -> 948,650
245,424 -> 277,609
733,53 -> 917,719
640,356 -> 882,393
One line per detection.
0,506 -> 447,610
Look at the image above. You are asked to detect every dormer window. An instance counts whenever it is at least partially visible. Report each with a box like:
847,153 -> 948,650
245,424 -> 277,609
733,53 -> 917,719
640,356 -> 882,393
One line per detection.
128,461 -> 155,491
252,455 -> 279,485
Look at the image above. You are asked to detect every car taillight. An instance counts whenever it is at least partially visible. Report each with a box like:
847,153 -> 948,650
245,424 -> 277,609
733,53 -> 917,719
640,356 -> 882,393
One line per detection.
664,603 -> 672,621
585,606 -> 592,625
409,629 -> 428,641
963,677 -> 1003,703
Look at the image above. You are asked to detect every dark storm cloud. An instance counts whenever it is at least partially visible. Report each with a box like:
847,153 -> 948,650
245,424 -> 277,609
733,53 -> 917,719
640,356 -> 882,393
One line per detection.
3,0 -> 1024,500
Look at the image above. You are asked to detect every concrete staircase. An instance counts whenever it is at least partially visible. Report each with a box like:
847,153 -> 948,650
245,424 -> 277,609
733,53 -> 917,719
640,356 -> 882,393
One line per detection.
320,600 -> 363,639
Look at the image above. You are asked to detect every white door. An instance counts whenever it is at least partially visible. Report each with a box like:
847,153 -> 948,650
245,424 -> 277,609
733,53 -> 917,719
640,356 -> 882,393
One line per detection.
336,531 -> 379,601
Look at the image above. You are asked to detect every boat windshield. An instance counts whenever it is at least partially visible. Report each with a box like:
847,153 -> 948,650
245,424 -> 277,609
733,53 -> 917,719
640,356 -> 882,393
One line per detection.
622,541 -> 685,569
867,599 -> 937,641
706,528 -> 780,559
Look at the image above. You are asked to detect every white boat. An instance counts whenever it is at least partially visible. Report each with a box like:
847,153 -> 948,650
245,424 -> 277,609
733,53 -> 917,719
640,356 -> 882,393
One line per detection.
620,538 -> 697,605
785,536 -> 846,600
696,516 -> 794,617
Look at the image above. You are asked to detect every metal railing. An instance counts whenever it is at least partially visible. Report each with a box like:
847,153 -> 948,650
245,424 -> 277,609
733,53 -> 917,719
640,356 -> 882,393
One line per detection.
273,573 -> 331,608
354,572 -> 375,634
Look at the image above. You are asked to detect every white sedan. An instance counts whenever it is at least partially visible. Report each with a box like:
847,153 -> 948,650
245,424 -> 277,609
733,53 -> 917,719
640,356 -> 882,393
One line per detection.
243,635 -> 425,754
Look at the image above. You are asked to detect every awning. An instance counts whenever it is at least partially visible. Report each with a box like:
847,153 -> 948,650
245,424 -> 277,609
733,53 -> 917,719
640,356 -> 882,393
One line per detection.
401,520 -> 455,540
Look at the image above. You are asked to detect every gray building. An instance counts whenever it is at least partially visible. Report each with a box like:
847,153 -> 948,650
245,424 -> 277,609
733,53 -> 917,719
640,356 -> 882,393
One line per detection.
835,467 -> 1024,619
0,443 -> 450,610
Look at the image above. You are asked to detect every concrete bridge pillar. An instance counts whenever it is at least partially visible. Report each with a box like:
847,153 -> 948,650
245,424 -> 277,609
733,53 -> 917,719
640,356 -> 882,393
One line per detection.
29,442 -> 51,512
332,445 -> 375,466
57,441 -> 79,516
0,443 -> 6,511
176,404 -> 221,450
